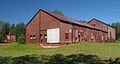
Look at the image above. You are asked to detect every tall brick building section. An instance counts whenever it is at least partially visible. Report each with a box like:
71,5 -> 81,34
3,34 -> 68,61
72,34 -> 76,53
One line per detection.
26,9 -> 116,47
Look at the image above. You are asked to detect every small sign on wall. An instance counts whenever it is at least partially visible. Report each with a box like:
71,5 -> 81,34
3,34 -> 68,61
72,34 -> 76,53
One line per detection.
69,29 -> 72,33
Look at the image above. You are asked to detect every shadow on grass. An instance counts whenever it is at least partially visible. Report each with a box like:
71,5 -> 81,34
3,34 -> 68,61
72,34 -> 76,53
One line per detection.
0,54 -> 120,64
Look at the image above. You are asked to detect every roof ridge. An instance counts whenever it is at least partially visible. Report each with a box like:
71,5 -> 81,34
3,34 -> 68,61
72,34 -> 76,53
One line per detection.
89,18 -> 115,29
26,9 -> 108,32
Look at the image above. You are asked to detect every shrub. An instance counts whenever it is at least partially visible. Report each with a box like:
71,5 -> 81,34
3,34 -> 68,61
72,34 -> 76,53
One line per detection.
66,54 -> 101,64
0,57 -> 12,64
12,54 -> 50,64
12,54 -> 41,64
49,54 -> 68,64
39,55 -> 50,64
0,54 -> 120,64
17,34 -> 25,44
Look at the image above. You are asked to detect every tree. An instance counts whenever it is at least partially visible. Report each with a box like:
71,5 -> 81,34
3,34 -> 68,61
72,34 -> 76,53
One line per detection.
0,21 -> 4,42
1,22 -> 10,35
0,21 -> 4,30
51,10 -> 64,16
15,22 -> 25,35
15,22 -> 26,42
10,24 -> 15,34
111,22 -> 120,40
0,21 -> 26,43
0,22 -> 10,42
17,34 -> 25,44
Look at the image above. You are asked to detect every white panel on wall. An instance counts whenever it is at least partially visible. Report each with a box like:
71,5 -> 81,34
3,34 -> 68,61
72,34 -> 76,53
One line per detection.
47,28 -> 60,43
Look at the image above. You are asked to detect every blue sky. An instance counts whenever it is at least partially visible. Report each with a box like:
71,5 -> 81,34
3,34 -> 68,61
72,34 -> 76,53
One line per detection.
0,0 -> 120,24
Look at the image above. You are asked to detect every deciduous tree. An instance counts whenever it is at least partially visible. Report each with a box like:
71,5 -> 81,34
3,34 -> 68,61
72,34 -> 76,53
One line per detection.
51,10 -> 64,16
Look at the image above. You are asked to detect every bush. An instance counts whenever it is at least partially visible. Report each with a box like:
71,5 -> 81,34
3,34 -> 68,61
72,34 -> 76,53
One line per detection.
12,54 -> 41,64
12,54 -> 50,64
0,57 -> 12,64
39,55 -> 50,64
66,54 -> 101,64
17,34 -> 25,44
49,54 -> 68,64
0,54 -> 120,64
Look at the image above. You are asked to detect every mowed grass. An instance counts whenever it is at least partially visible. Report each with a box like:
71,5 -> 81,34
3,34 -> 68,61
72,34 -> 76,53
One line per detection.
0,41 -> 120,59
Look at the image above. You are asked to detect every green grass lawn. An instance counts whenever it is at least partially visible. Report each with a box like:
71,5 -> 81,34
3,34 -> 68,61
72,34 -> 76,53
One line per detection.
0,41 -> 120,59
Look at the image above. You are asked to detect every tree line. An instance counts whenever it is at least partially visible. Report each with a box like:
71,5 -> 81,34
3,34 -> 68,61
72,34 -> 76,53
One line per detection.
0,21 -> 26,43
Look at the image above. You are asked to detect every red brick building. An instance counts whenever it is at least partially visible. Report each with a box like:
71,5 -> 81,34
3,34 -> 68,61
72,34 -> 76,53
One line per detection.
26,9 -> 116,47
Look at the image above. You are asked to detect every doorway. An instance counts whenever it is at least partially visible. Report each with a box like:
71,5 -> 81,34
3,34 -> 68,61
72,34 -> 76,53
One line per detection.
40,30 -> 47,44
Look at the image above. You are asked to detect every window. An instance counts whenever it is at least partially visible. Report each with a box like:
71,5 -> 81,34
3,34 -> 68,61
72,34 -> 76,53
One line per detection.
101,34 -> 104,40
84,33 -> 86,38
40,34 -> 42,36
92,23 -> 96,26
65,33 -> 69,39
33,35 -> 36,39
30,35 -> 33,39
91,33 -> 94,39
44,34 -> 47,38
30,35 -> 36,39
40,34 -> 43,39
105,35 -> 107,40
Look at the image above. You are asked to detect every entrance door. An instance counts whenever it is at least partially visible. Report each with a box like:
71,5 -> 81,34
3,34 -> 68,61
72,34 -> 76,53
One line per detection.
40,30 -> 47,44
78,33 -> 81,41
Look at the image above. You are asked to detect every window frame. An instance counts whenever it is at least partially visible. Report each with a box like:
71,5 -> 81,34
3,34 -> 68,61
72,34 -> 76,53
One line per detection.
65,33 -> 69,39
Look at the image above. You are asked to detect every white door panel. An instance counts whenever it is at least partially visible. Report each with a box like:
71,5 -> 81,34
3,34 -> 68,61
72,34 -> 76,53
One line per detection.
47,28 -> 60,43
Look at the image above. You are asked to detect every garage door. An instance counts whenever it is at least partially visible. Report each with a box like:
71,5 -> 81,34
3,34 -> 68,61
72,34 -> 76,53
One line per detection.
47,28 -> 60,43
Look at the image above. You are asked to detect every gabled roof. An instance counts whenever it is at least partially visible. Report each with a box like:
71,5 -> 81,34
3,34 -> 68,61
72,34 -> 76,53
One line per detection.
26,9 -> 41,27
88,18 -> 115,29
49,11 -> 95,29
26,9 -> 95,29
26,9 -> 108,32
40,9 -> 92,28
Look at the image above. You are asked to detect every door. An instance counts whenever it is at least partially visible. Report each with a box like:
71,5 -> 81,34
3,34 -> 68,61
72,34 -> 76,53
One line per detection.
40,30 -> 47,44
47,28 -> 60,43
